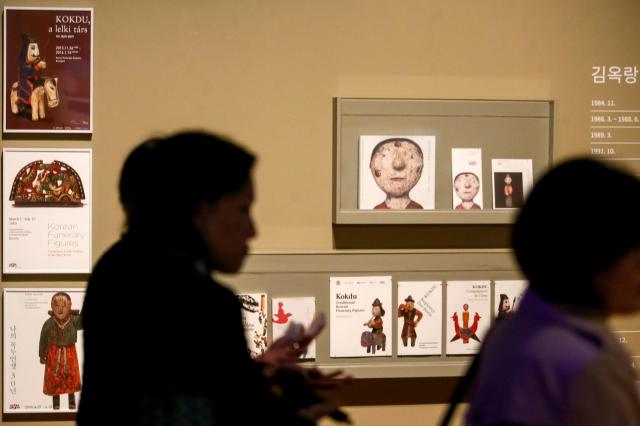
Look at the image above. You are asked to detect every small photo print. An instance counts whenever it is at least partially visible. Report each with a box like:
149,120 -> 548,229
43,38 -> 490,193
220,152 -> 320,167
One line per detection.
451,148 -> 483,210
491,159 -> 533,210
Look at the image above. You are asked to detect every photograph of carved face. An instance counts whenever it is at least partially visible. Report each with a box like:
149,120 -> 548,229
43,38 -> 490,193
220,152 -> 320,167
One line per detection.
493,172 -> 524,208
359,135 -> 436,210
453,172 -> 481,210
491,159 -> 533,210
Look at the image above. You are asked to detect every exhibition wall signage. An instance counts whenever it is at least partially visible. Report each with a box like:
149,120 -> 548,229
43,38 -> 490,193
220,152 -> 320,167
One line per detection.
3,288 -> 85,413
3,148 -> 92,274
3,7 -> 93,133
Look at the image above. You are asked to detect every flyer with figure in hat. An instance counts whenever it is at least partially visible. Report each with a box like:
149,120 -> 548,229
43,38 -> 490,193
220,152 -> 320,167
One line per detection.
329,276 -> 392,358
397,281 -> 442,356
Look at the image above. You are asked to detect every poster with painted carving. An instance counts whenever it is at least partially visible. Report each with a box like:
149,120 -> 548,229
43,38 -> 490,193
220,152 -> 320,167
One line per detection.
330,276 -> 393,357
3,7 -> 93,133
272,297 -> 317,359
359,135 -> 436,210
397,281 -> 442,356
237,293 -> 268,359
3,148 -> 92,274
451,148 -> 483,210
494,280 -> 528,321
491,159 -> 533,209
3,288 -> 84,413
446,281 -> 490,355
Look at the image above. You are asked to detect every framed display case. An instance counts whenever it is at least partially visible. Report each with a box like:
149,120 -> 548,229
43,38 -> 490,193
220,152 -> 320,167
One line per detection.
224,249 -> 525,379
333,97 -> 554,224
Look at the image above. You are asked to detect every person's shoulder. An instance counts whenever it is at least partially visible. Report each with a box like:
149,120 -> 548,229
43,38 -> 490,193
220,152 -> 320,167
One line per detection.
482,311 -> 602,371
493,312 -> 604,378
565,344 -> 640,425
469,317 -> 606,424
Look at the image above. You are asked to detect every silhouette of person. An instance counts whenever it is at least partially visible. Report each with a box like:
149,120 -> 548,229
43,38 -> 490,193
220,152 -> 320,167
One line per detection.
79,131 -> 349,425
466,159 -> 640,425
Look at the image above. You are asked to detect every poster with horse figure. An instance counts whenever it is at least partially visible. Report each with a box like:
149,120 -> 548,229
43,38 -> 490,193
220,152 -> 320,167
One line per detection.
330,276 -> 393,358
3,7 -> 93,133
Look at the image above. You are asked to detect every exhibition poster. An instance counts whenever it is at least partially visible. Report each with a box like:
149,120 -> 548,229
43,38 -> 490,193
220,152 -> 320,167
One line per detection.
3,288 -> 84,413
3,148 -> 92,274
3,7 -> 93,133
446,280 -> 491,355
359,135 -> 436,210
396,281 -> 442,356
330,276 -> 393,357
237,293 -> 268,359
271,297 -> 317,359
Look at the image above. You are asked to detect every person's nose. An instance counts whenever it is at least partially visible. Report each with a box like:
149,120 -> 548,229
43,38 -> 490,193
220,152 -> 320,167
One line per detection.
247,216 -> 257,239
392,153 -> 406,171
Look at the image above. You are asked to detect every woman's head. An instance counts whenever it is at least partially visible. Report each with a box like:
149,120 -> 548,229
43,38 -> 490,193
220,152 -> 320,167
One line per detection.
512,158 -> 640,311
119,131 -> 256,271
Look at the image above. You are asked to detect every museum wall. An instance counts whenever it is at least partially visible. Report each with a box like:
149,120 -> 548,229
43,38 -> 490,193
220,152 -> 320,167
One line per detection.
2,0 -> 640,424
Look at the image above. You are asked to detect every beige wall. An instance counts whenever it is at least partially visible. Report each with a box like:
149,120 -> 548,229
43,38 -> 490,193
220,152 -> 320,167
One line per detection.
4,0 -> 640,253
2,0 -> 640,425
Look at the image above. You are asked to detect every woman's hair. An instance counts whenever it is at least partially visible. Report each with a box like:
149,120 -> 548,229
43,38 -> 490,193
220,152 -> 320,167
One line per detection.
512,158 -> 640,307
119,130 -> 255,242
